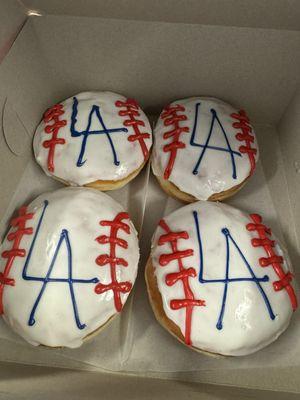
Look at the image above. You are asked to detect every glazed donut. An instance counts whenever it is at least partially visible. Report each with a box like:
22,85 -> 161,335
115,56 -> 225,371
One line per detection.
0,187 -> 139,348
146,201 -> 298,356
152,97 -> 258,202
33,91 -> 152,190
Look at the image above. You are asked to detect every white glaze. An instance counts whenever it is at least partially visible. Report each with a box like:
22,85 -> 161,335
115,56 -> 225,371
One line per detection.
0,187 -> 139,348
152,97 -> 259,200
34,91 -> 152,185
151,201 -> 297,356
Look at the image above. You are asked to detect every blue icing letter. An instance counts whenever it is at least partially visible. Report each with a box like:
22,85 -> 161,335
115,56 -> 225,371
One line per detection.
22,200 -> 99,330
70,96 -> 128,167
193,211 -> 275,330
190,102 -> 241,179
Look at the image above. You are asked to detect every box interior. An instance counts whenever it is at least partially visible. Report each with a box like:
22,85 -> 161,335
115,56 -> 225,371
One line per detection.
0,1 -> 300,397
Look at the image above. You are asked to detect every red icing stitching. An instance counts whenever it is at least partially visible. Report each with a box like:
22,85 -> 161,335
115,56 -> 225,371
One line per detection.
160,104 -> 189,180
247,214 -> 297,311
0,206 -> 34,314
231,110 -> 257,176
158,219 -> 205,345
42,104 -> 67,173
94,212 -> 132,312
115,99 -> 150,161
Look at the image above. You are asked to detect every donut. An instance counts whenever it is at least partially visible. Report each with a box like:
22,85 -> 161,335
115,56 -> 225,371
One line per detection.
0,187 -> 139,348
146,201 -> 298,356
33,91 -> 152,190
152,97 -> 258,202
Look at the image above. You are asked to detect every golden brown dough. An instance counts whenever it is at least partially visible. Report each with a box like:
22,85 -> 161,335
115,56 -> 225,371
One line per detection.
155,173 -> 247,203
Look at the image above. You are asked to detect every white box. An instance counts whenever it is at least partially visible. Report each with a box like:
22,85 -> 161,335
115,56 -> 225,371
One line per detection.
0,1 -> 299,398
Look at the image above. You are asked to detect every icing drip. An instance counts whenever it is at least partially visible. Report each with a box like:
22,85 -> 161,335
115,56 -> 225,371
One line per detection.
0,206 -> 34,314
42,104 -> 67,172
95,212 -> 132,312
158,219 -> 205,345
190,103 -> 241,179
231,110 -> 257,175
115,99 -> 151,161
247,214 -> 298,310
160,104 -> 189,180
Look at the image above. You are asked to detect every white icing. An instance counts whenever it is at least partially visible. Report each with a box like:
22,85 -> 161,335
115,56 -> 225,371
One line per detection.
152,97 -> 259,200
33,91 -> 152,185
151,201 -> 297,356
0,187 -> 139,348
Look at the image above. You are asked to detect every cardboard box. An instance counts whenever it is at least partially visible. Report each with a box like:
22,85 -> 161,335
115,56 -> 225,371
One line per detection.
0,1 -> 299,398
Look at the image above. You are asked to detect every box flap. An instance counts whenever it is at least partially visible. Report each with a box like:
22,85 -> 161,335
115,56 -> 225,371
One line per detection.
0,0 -> 27,63
21,0 -> 300,30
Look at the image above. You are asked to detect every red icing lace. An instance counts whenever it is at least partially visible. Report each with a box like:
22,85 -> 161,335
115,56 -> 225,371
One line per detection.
158,219 -> 205,345
115,99 -> 150,161
247,214 -> 297,311
231,110 -> 257,175
42,104 -> 67,173
94,212 -> 132,312
0,206 -> 34,314
160,104 -> 189,180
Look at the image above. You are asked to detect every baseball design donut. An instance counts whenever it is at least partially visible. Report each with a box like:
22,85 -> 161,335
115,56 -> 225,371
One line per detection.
0,187 -> 139,348
33,91 -> 152,190
146,201 -> 298,356
152,97 -> 258,202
